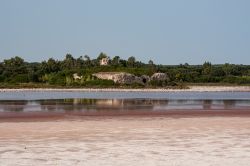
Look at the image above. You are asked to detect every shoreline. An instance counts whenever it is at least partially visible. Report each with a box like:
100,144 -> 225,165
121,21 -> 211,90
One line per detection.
1,85 -> 250,92
1,109 -> 250,122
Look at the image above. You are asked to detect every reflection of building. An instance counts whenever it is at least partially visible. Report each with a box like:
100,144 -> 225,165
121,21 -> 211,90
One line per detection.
100,57 -> 109,66
223,100 -> 236,109
95,99 -> 169,110
203,100 -> 212,109
71,98 -> 97,105
96,99 -> 124,107
35,99 -> 170,112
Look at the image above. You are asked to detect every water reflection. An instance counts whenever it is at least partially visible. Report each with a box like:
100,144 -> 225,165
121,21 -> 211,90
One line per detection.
0,98 -> 249,112
223,100 -> 237,109
203,100 -> 213,109
0,100 -> 28,112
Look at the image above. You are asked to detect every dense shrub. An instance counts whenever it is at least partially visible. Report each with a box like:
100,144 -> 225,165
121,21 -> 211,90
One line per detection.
82,79 -> 115,87
222,76 -> 250,84
10,74 -> 29,83
0,75 -> 5,82
149,80 -> 168,87
43,73 -> 66,85
1,55 -> 250,87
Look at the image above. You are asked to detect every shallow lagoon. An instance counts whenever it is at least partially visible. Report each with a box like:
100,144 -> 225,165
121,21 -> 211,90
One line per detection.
1,91 -> 250,100
0,91 -> 250,113
1,91 -> 250,166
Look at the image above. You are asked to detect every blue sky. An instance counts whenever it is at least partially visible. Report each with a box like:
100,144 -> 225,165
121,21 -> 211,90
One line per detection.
0,0 -> 249,64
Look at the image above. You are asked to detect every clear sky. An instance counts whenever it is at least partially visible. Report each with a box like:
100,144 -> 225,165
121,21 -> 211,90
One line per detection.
0,0 -> 249,64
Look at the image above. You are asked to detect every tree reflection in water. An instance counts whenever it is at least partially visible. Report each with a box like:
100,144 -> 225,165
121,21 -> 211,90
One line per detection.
223,100 -> 236,109
203,100 -> 212,109
34,99 -> 170,112
0,99 -> 248,112
0,100 -> 28,112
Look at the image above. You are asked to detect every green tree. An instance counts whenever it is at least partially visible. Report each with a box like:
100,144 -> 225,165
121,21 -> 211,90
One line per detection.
76,56 -> 84,69
127,56 -> 136,67
47,58 -> 59,72
4,56 -> 24,67
222,63 -> 233,76
119,59 -> 127,67
97,52 -> 107,61
148,59 -> 156,74
63,54 -> 75,69
84,55 -> 91,66
202,61 -> 212,75
3,56 -> 27,74
0,62 -> 3,75
111,56 -> 120,66
148,60 -> 154,66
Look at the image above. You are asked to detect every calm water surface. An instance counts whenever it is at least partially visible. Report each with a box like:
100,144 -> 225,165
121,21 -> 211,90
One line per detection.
1,91 -> 250,100
0,91 -> 250,112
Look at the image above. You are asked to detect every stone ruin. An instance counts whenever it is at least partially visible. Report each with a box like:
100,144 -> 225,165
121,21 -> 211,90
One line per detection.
92,72 -> 168,85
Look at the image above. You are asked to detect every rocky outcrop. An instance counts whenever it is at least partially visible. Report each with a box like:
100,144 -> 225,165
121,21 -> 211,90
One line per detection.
93,72 -> 169,85
141,75 -> 150,83
73,73 -> 82,80
150,73 -> 169,81
93,72 -> 144,84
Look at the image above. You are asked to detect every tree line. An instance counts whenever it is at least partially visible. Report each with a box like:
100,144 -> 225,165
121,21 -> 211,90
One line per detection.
0,53 -> 250,87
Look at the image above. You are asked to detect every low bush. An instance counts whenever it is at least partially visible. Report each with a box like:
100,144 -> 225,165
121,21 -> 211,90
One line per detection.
82,79 -> 115,87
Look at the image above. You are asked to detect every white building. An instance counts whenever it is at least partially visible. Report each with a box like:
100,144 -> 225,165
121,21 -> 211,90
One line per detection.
100,57 -> 109,66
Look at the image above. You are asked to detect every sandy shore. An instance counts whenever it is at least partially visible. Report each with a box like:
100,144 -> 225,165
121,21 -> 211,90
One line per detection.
1,86 -> 250,92
1,116 -> 250,166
